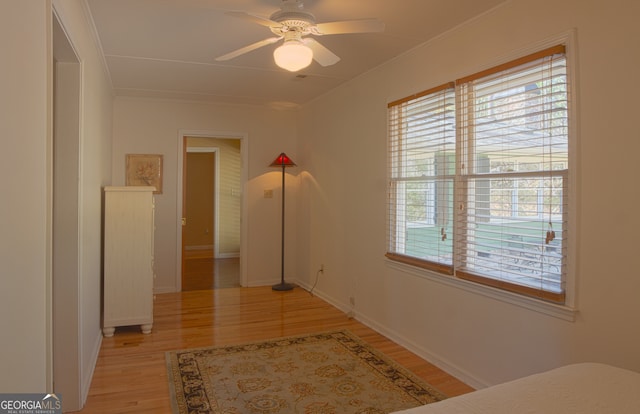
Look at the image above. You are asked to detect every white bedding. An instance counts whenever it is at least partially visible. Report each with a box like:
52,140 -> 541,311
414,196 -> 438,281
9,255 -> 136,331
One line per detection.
393,363 -> 640,414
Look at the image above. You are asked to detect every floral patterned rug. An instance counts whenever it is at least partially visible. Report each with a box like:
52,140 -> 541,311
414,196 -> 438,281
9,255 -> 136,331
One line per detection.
166,330 -> 446,413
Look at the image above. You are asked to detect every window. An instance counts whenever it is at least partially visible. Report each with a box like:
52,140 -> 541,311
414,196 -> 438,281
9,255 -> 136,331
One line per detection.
387,83 -> 456,275
387,45 -> 569,303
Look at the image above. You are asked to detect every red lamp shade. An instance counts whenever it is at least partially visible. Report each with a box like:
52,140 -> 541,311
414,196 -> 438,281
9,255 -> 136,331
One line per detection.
270,152 -> 296,167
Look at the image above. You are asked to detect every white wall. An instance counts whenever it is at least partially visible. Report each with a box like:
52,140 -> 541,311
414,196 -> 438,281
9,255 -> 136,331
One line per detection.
0,0 -> 112,402
0,0 -> 51,391
298,0 -> 640,387
111,97 -> 298,292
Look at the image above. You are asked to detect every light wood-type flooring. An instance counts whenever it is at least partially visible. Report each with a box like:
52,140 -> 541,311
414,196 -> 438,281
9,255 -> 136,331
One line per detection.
79,287 -> 474,413
183,256 -> 240,290
182,249 -> 240,291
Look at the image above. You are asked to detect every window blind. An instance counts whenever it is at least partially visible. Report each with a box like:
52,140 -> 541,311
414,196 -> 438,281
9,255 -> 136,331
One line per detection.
455,46 -> 568,302
387,83 -> 456,274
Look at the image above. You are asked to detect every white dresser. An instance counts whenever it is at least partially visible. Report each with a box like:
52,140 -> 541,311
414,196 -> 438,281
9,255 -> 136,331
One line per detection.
103,186 -> 155,337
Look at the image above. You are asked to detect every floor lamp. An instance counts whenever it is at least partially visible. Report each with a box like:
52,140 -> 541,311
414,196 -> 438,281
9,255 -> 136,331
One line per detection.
270,152 -> 296,291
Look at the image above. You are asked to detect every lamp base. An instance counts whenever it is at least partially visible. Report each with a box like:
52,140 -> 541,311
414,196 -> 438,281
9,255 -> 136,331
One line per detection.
272,282 -> 295,291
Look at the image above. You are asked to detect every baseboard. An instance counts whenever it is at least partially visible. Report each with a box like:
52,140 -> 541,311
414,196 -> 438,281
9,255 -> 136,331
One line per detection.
295,279 -> 488,390
353,311 -> 488,389
79,329 -> 103,411
293,279 -> 352,316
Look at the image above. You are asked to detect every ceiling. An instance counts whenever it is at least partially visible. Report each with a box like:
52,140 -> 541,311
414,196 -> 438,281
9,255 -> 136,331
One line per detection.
85,0 -> 507,108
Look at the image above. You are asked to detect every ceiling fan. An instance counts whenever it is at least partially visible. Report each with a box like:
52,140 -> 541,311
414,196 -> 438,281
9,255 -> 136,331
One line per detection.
215,0 -> 385,72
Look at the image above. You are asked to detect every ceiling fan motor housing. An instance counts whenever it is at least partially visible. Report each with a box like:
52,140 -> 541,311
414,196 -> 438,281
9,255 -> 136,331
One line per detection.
269,0 -> 316,35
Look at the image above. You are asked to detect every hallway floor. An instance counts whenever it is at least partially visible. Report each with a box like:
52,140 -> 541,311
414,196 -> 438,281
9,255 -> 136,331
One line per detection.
183,250 -> 240,290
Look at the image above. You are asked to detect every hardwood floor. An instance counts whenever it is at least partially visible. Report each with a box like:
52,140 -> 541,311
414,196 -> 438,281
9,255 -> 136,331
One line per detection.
183,257 -> 240,290
182,249 -> 240,291
79,287 -> 474,413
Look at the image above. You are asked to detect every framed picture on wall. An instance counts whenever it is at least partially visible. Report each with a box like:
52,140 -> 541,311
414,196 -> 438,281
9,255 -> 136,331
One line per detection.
125,154 -> 163,194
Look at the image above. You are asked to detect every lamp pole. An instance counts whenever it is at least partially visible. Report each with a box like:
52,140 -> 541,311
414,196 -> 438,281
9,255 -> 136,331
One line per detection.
271,153 -> 295,291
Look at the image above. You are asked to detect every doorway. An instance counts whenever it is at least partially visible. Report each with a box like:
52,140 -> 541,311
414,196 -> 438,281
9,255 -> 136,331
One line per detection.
180,136 -> 243,290
52,11 -> 82,411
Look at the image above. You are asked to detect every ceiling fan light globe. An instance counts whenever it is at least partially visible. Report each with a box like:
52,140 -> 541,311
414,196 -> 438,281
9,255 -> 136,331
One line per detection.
273,41 -> 313,72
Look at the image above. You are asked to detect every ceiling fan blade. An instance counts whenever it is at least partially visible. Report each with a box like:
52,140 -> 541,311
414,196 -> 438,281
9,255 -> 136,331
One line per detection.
315,19 -> 385,35
303,38 -> 340,67
215,37 -> 282,61
225,11 -> 279,28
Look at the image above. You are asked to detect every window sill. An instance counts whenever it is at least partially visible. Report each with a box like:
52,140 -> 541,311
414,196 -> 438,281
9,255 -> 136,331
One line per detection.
385,258 -> 577,322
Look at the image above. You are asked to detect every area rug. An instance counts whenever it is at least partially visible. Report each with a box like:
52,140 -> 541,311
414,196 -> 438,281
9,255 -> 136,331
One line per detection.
166,330 -> 446,414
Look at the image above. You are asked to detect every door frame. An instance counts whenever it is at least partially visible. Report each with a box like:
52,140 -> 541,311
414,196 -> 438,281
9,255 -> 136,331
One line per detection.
51,8 -> 83,410
176,130 -> 248,291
